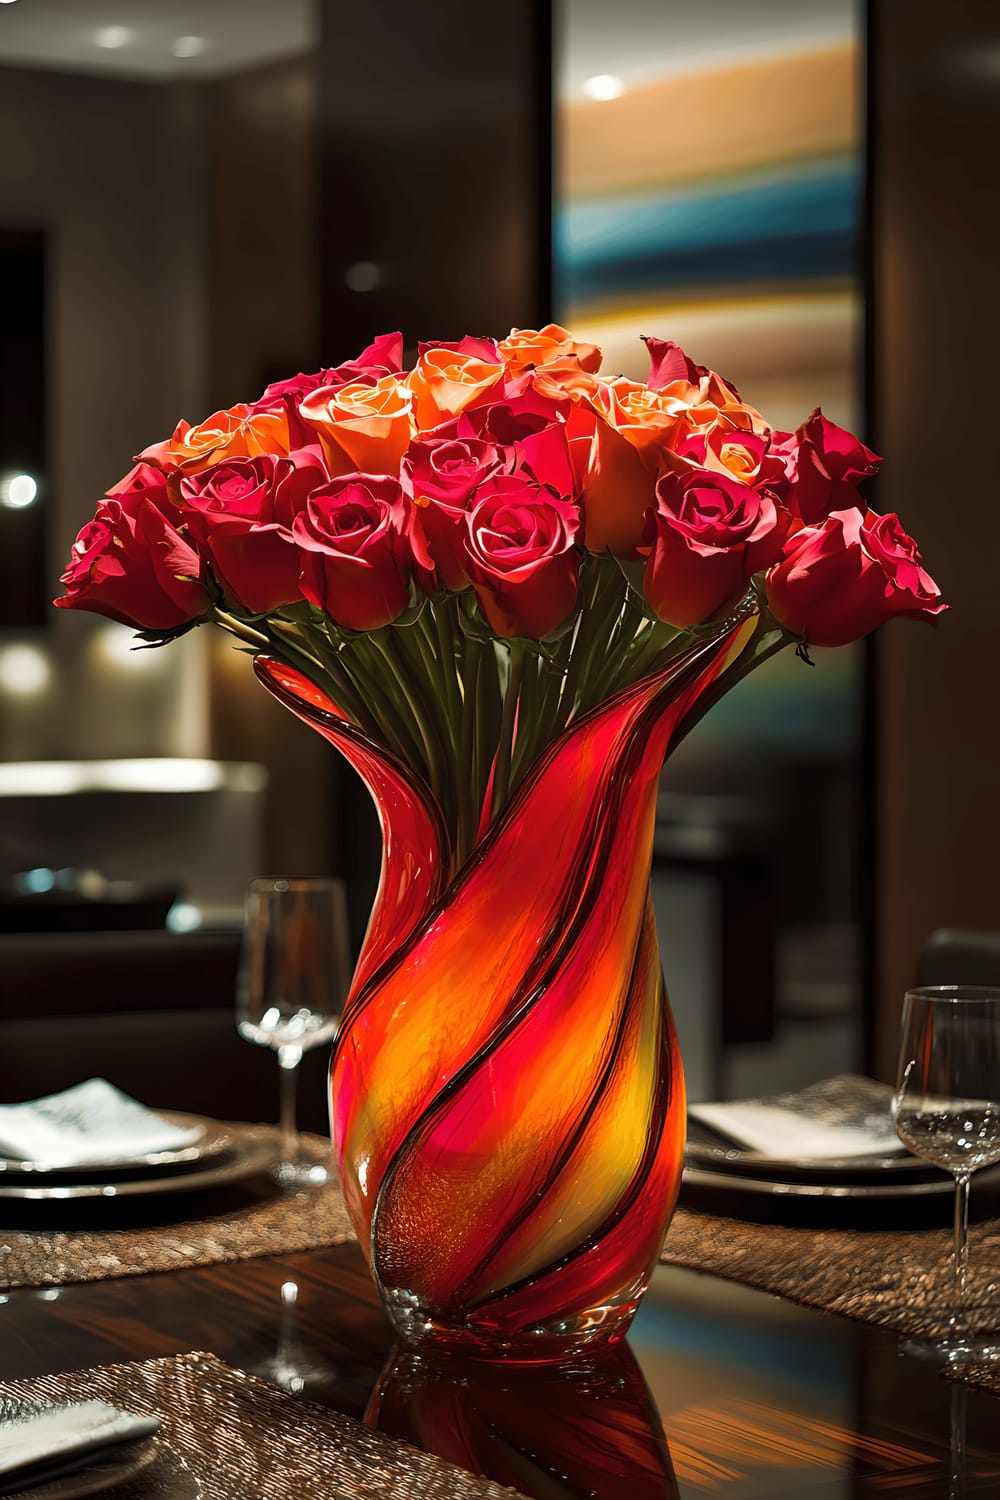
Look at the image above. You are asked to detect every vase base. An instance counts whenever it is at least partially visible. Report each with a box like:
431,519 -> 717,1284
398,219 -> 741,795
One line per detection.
380,1284 -> 644,1363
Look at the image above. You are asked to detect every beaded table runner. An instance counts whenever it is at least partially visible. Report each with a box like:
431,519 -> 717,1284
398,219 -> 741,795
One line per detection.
0,1129 -> 354,1291
1,1351 -> 522,1500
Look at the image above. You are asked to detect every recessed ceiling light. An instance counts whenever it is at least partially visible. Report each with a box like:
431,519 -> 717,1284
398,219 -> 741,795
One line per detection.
583,74 -> 625,101
95,26 -> 134,49
172,35 -> 207,59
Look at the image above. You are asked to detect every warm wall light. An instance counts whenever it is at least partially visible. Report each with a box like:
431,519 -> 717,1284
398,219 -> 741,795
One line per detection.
172,36 -> 207,58
583,74 -> 625,100
0,644 -> 51,697
0,472 -> 38,509
95,26 -> 135,49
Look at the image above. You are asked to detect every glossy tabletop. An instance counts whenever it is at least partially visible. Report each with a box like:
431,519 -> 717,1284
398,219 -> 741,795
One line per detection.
3,1239 -> 1000,1497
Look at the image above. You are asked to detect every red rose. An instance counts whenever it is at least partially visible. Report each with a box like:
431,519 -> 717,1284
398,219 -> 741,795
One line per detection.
773,409 -> 881,523
54,495 -> 207,631
765,507 -> 947,647
645,469 -> 789,629
179,455 -> 324,613
105,461 -> 184,524
292,473 -> 412,631
401,437 -> 506,589
463,474 -> 580,639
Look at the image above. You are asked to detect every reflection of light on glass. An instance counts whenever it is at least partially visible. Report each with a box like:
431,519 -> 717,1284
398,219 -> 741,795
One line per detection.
344,260 -> 381,292
0,472 -> 38,508
39,1289 -> 60,1301
167,902 -> 203,933
583,74 -> 624,100
172,35 -> 207,58
95,26 -> 134,48
0,644 -> 51,696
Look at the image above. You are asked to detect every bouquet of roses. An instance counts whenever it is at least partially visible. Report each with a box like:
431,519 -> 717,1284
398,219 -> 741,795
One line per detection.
56,325 -> 944,869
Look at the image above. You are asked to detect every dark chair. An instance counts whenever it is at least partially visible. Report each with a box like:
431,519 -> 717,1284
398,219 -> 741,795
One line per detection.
0,930 -> 331,1133
915,929 -> 1000,989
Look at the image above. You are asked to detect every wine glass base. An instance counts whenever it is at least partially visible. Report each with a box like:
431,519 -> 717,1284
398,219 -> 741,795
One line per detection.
900,1334 -> 1000,1366
273,1160 -> 329,1190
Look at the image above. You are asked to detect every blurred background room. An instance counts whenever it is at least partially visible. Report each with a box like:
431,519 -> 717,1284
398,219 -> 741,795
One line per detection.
0,0 -> 996,1116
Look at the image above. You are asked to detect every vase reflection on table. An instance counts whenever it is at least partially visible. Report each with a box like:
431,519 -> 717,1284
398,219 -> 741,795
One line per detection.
55,322 -> 946,1358
367,1339 -> 678,1500
236,877 -> 351,1190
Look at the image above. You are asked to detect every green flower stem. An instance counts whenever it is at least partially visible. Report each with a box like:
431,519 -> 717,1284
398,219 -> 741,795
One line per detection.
213,609 -> 270,649
370,629 -> 446,806
490,639 -> 526,824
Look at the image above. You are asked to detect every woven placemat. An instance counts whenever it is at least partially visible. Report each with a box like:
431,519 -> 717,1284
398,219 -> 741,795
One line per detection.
662,1207 -> 1000,1344
0,1129 -> 354,1290
1,1351 -> 523,1499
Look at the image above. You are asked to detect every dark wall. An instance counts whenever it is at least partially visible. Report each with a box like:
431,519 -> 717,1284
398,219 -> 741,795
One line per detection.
869,0 -> 1000,1073
315,0 -> 552,358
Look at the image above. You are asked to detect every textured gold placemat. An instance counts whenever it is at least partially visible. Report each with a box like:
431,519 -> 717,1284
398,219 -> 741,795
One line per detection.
0,1130 -> 354,1290
1,1351 -> 523,1499
662,1208 -> 1000,1346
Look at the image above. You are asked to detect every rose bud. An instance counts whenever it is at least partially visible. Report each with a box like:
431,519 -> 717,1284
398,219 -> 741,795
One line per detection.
401,437 -> 506,590
179,455 -> 325,613
292,473 -> 413,631
54,494 -> 207,631
250,332 -> 405,411
463,473 -> 581,639
774,409 -> 881,524
765,507 -> 947,648
644,469 -> 789,629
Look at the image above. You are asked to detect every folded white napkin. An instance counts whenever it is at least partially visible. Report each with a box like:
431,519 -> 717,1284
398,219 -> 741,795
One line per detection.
689,1076 -> 904,1161
0,1079 -> 202,1168
0,1399 -> 159,1494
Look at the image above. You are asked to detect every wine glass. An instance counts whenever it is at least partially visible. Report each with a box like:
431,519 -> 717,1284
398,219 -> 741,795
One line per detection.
892,984 -> 1000,1362
236,877 -> 352,1188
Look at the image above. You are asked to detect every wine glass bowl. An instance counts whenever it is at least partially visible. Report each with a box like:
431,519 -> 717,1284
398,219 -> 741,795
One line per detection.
237,877 -> 351,1188
893,984 -> 1000,1362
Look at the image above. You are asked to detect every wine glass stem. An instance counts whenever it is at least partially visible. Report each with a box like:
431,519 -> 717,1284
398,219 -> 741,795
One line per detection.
278,1044 -> 303,1167
952,1171 -> 972,1339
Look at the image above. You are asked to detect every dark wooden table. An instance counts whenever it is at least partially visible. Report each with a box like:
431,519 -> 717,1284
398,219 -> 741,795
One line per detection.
4,1239 -> 1000,1497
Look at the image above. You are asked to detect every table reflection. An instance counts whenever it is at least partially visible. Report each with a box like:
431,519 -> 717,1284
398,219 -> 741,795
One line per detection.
367,1339 -> 679,1500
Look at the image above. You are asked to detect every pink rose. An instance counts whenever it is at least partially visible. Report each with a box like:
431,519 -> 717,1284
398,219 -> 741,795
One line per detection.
54,495 -> 207,631
772,409 -> 881,523
401,437 -> 506,589
645,469 -> 789,628
292,474 -> 412,631
463,474 -> 580,639
179,455 -> 324,613
765,507 -> 947,647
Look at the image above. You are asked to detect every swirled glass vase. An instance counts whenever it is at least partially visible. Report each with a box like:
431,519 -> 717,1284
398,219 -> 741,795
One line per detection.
255,613 -> 750,1360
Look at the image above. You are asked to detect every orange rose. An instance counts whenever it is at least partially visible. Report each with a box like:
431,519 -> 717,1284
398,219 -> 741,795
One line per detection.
407,342 -> 504,430
139,403 -> 291,476
498,324 -> 602,378
566,403 -> 655,557
593,379 -> 685,463
531,360 -> 603,405
299,375 -> 414,474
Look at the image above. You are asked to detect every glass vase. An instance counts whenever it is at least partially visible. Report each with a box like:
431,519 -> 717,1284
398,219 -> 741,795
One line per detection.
255,616 -> 745,1360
